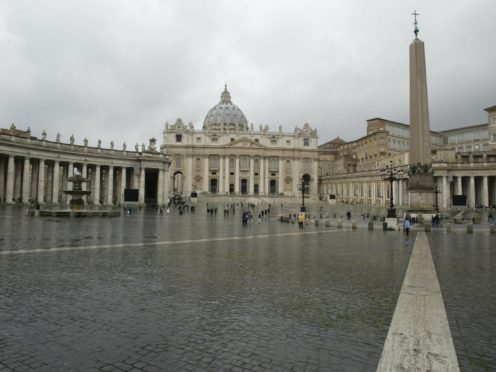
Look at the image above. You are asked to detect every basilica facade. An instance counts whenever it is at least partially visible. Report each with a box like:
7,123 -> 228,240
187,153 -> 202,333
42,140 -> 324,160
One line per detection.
162,85 -> 319,198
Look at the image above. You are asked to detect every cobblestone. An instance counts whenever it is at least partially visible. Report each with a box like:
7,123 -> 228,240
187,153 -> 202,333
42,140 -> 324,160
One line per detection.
0,205 -> 412,370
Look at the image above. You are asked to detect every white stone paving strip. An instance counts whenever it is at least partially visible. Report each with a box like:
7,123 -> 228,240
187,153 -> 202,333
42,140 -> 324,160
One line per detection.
376,232 -> 460,371
0,228 -> 350,256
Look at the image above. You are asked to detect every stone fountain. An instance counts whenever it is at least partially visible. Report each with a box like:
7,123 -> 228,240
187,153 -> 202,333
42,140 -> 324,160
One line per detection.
36,170 -> 121,217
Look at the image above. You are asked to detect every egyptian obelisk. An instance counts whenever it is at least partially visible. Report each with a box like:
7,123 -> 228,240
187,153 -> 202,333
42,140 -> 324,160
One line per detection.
408,11 -> 435,212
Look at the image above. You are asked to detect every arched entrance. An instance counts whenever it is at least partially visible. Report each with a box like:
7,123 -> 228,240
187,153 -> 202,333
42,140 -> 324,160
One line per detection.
254,184 -> 259,195
210,179 -> 218,194
302,173 -> 311,195
173,171 -> 184,195
240,179 -> 248,195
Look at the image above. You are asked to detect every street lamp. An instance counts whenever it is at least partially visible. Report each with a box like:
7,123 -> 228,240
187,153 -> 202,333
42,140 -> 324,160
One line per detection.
380,161 -> 404,218
298,177 -> 310,212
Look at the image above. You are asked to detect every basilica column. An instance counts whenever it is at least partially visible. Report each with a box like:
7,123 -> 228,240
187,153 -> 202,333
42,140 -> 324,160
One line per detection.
52,161 -> 60,203
37,159 -> 45,203
259,157 -> 264,195
219,156 -> 224,194
249,157 -> 255,195
5,155 -> 15,203
21,157 -> 31,204
225,156 -> 230,194
186,156 -> 193,195
203,156 -> 209,193
107,166 -> 114,205
139,166 -> 145,204
120,167 -> 127,204
157,168 -> 164,206
468,176 -> 476,208
278,158 -> 284,195
234,156 -> 240,194
94,165 -> 101,205
455,176 -> 462,195
482,176 -> 489,208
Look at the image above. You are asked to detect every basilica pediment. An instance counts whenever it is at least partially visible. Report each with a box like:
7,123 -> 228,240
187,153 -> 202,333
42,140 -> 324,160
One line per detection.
225,137 -> 265,148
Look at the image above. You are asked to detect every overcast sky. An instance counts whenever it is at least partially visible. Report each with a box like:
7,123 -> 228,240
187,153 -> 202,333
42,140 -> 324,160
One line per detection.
1,0 -> 495,149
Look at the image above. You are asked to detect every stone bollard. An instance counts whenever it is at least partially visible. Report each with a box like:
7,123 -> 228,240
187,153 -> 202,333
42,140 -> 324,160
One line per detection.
314,219 -> 319,226
351,220 -> 357,229
490,225 -> 496,234
325,220 -> 331,227
337,219 -> 343,228
466,224 -> 474,234
424,224 -> 431,232
446,223 -> 452,233
368,221 -> 374,230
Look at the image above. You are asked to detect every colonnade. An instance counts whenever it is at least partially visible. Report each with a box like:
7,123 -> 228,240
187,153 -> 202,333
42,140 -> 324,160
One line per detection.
0,154 -> 170,206
324,174 -> 496,209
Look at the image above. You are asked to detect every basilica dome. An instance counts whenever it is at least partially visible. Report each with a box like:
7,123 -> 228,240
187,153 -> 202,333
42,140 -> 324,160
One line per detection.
203,85 -> 248,132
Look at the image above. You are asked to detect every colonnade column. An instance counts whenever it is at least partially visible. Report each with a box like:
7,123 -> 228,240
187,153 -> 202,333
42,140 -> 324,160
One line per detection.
163,164 -> 170,203
157,168 -> 164,206
278,158 -> 284,195
292,159 -> 298,197
482,176 -> 489,208
94,165 -> 101,205
107,166 -> 114,205
203,156 -> 209,193
120,167 -> 127,204
37,159 -> 45,203
5,155 -> 15,203
442,176 -> 449,209
139,166 -> 145,204
312,160 -> 318,198
249,157 -> 254,195
265,157 -> 269,195
22,158 -> 31,204
186,156 -> 192,196
234,156 -> 240,194
52,161 -> 60,203
468,176 -> 476,208
67,162 -> 73,204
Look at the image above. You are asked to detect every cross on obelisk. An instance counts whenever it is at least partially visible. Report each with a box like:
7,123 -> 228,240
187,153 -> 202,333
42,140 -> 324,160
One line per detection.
412,10 -> 419,38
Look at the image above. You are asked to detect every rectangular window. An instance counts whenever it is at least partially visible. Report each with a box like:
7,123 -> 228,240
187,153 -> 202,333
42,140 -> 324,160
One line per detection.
175,134 -> 182,143
175,157 -> 182,168
240,157 -> 249,171
211,137 -> 218,143
269,158 -> 278,171
271,139 -> 277,145
286,140 -> 291,146
209,156 -> 219,170
255,139 -> 259,143
303,138 -> 309,146
196,137 -> 201,143
231,138 -> 235,142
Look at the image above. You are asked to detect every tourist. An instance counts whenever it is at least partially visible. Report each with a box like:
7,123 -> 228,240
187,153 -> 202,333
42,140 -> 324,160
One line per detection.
297,213 -> 305,228
404,218 -> 411,236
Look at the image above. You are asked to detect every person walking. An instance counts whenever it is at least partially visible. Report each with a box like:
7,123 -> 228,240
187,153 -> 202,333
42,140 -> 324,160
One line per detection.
403,218 -> 411,236
297,213 -> 305,229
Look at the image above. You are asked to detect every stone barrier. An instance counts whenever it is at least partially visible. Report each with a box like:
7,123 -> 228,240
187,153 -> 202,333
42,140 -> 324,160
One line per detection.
351,220 -> 357,229
490,225 -> 496,234
325,220 -> 331,227
337,219 -> 343,228
446,223 -> 452,233
368,221 -> 374,230
466,224 -> 474,234
314,219 -> 319,226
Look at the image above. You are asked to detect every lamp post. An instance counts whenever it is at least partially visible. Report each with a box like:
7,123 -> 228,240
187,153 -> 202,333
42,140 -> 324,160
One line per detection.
298,177 -> 309,212
380,161 -> 404,218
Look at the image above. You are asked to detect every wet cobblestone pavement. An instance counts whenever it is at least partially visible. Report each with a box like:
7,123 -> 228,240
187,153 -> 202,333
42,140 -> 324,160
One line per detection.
430,233 -> 496,372
0,205 -> 412,371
